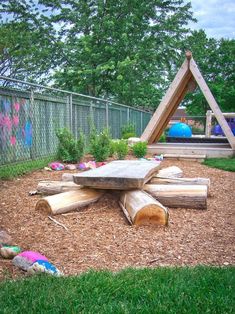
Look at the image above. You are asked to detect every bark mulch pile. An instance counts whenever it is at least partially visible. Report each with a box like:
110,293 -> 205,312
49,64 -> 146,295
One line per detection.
0,159 -> 234,279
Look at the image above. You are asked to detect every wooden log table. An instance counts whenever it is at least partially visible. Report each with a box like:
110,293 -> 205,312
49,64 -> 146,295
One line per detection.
73,160 -> 160,190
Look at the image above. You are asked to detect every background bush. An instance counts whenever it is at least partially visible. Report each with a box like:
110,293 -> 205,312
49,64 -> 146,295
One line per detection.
114,140 -> 129,160
56,128 -> 84,163
89,127 -> 111,161
121,123 -> 136,139
132,141 -> 147,158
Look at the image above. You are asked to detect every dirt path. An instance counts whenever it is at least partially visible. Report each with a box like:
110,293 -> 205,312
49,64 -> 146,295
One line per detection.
0,159 -> 234,279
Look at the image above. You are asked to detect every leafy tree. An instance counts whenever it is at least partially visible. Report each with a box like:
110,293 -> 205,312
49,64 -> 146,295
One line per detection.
0,0 -> 61,81
181,30 -> 235,115
50,0 -> 195,107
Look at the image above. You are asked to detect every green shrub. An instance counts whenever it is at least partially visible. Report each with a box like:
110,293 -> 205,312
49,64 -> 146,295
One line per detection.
121,123 -> 136,139
89,128 -> 111,162
158,133 -> 166,143
114,140 -> 129,160
56,128 -> 84,163
109,140 -> 117,157
132,141 -> 147,158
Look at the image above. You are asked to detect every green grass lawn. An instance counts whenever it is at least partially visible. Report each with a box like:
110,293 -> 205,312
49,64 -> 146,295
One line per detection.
0,266 -> 234,313
203,157 -> 235,172
0,157 -> 54,180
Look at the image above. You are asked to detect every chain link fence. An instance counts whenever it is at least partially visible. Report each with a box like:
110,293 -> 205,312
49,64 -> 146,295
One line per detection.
0,76 -> 152,174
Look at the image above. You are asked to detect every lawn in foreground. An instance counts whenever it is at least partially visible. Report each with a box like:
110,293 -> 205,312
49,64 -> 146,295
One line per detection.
0,266 -> 234,313
203,157 -> 235,172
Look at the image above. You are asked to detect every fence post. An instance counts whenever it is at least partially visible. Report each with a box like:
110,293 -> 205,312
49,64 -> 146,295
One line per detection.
205,110 -> 212,137
127,107 -> 130,122
106,100 -> 109,129
66,93 -> 73,132
30,88 -> 36,159
140,111 -> 143,133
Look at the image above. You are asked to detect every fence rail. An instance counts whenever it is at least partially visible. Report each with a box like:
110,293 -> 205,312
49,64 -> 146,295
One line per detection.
0,76 -> 152,166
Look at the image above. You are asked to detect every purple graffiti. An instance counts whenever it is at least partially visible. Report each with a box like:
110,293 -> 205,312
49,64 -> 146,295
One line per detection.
3,100 -> 11,113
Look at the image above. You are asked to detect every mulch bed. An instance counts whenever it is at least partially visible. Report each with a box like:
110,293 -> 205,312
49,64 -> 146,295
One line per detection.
0,159 -> 234,279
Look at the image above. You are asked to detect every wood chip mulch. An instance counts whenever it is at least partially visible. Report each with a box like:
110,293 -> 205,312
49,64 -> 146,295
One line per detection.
0,159 -> 234,279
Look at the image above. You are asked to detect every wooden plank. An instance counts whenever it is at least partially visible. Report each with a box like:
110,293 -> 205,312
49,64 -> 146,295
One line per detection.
190,58 -> 235,149
141,59 -> 190,144
205,110 -> 212,137
73,160 -> 160,190
211,112 -> 235,118
119,190 -> 169,226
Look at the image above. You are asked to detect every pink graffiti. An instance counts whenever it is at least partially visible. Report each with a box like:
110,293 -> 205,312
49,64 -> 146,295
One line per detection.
10,136 -> 16,146
13,115 -> 19,126
14,102 -> 20,112
3,115 -> 12,131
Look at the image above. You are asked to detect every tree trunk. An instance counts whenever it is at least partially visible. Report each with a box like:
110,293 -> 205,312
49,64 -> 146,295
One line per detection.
37,181 -> 82,195
35,189 -> 104,215
144,184 -> 207,209
149,177 -> 210,193
119,190 -> 168,226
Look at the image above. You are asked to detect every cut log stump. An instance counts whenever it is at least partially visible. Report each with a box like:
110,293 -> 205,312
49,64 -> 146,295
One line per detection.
144,184 -> 207,209
37,181 -> 82,195
35,189 -> 104,215
119,190 -> 169,226
156,166 -> 183,178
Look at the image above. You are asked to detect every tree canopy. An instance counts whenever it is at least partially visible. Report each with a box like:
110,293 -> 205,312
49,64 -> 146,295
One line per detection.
0,0 -> 234,113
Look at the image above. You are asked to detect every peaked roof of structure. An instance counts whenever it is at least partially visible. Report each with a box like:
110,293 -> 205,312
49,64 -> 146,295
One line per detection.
141,51 -> 235,149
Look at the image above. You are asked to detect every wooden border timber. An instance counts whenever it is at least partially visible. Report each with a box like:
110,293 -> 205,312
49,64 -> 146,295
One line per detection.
141,52 -> 235,150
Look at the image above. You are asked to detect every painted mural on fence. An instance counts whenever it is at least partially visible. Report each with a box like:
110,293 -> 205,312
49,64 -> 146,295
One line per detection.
0,95 -> 32,154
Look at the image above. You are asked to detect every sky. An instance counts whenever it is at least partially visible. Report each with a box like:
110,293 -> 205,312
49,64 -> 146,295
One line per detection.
187,0 -> 235,39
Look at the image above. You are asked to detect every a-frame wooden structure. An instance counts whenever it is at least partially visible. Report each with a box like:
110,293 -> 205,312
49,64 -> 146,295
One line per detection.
141,51 -> 235,151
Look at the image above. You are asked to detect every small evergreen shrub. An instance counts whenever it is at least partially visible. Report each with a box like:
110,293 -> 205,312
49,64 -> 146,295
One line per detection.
114,140 -> 129,160
89,128 -> 111,162
121,123 -> 136,139
132,141 -> 147,158
56,128 -> 85,163
109,140 -> 117,157
158,133 -> 166,143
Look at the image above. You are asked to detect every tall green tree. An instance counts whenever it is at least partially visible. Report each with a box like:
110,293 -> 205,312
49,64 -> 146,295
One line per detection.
181,30 -> 235,115
0,0 -> 60,81
50,0 -> 195,107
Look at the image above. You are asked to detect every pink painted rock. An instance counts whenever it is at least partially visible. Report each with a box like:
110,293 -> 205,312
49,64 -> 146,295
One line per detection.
18,251 -> 48,263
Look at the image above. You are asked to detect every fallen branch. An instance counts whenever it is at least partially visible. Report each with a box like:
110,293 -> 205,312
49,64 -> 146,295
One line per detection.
48,216 -> 69,231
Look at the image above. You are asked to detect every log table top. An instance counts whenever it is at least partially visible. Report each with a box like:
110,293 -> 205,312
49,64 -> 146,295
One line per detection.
73,160 -> 160,190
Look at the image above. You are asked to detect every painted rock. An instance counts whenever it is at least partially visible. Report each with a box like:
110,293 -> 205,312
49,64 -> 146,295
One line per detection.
12,256 -> 34,271
0,245 -> 21,259
65,164 -> 77,170
17,251 -> 48,263
28,260 -> 63,276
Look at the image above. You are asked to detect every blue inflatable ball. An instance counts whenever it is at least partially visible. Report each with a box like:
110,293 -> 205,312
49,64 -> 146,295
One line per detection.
168,122 -> 192,138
